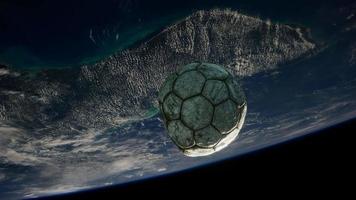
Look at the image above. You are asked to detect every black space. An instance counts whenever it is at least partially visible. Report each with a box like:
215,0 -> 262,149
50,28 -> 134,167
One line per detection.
33,117 -> 356,199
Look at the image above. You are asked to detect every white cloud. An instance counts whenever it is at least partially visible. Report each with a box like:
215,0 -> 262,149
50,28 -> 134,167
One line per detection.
1,149 -> 47,166
0,68 -> 10,76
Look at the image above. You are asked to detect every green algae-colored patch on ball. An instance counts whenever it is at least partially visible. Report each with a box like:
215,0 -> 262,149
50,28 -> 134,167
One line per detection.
173,71 -> 206,99
202,80 -> 229,105
195,125 -> 222,148
168,120 -> 195,148
162,93 -> 182,120
198,63 -> 229,80
212,100 -> 239,134
158,73 -> 177,103
181,96 -> 213,130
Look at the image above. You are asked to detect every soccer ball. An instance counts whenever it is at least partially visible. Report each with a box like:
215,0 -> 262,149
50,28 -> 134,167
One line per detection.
158,62 -> 247,157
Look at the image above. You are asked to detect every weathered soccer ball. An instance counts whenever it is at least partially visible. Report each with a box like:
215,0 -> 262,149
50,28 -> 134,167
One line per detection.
158,62 -> 247,157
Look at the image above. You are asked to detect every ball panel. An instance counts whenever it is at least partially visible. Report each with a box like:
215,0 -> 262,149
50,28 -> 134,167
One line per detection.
181,96 -> 213,130
225,77 -> 246,106
183,147 -> 215,157
195,125 -> 222,148
173,71 -> 206,99
197,63 -> 229,80
167,120 -> 195,149
202,80 -> 229,105
178,62 -> 200,75
212,100 -> 239,134
158,73 -> 177,103
163,93 -> 182,120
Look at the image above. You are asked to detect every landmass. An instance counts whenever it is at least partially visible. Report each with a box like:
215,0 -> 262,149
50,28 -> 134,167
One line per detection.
0,9 -> 316,134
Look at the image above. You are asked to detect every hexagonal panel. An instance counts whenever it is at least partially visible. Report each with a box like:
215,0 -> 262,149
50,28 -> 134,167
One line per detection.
158,73 -> 177,103
202,80 -> 229,105
181,96 -> 213,130
178,62 -> 200,75
173,71 -> 206,99
212,100 -> 239,134
167,120 -> 195,149
197,63 -> 229,80
163,93 -> 182,120
195,126 -> 222,148
225,77 -> 246,106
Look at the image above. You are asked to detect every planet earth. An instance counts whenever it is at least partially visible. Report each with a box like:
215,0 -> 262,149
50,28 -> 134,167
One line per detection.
0,0 -> 356,199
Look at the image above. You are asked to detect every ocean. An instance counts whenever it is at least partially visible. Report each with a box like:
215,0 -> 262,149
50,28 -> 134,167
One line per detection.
0,0 -> 343,69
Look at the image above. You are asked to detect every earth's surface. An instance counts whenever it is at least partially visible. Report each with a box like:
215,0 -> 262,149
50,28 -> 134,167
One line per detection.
0,0 -> 356,199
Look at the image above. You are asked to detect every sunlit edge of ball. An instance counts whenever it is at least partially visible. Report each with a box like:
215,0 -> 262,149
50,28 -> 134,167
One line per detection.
183,102 -> 247,157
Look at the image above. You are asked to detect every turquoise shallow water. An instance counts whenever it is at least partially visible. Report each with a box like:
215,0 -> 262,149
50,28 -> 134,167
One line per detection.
0,0 -> 342,69
0,1 -> 191,69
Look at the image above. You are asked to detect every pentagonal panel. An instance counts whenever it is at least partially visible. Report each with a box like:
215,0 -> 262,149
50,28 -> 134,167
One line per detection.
178,62 -> 200,75
163,93 -> 182,120
202,80 -> 229,105
181,96 -> 213,130
212,100 -> 239,134
198,63 -> 229,80
173,71 -> 206,99
225,77 -> 246,106
167,120 -> 195,149
158,73 -> 177,103
195,126 -> 222,148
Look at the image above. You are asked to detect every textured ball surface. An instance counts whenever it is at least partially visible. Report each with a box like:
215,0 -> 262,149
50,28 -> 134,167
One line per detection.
158,62 -> 247,157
